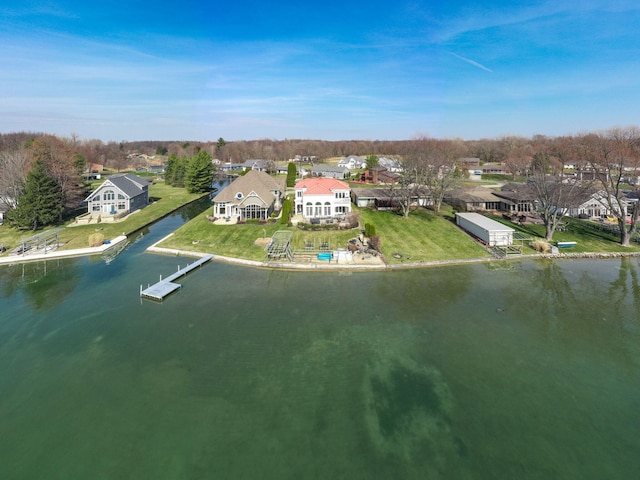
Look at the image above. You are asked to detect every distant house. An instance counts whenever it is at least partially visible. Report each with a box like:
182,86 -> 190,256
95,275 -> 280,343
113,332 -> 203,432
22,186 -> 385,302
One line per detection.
359,167 -> 400,184
311,164 -> 350,179
85,174 -> 150,218
351,187 -> 431,210
241,159 -> 274,172
149,164 -> 165,174
0,199 -> 9,225
445,187 -> 502,212
294,177 -> 351,220
378,157 -> 403,172
212,170 -> 285,222
337,155 -> 366,169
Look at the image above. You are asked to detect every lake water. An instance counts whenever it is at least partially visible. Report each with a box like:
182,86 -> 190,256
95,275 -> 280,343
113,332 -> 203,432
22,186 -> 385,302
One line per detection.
1,207 -> 639,479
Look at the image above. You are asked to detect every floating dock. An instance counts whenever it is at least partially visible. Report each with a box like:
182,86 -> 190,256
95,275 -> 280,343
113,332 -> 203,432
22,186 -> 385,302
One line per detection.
140,254 -> 214,301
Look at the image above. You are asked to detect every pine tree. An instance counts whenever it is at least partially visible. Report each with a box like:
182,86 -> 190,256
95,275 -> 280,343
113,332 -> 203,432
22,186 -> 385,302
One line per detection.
6,158 -> 63,230
184,151 -> 215,193
286,162 -> 297,187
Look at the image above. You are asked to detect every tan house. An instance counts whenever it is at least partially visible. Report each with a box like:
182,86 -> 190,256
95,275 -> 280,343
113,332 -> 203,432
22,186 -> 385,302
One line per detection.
212,170 -> 285,222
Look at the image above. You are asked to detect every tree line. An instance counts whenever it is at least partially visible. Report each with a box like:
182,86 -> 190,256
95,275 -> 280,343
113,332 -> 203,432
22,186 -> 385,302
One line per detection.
2,127 -> 640,241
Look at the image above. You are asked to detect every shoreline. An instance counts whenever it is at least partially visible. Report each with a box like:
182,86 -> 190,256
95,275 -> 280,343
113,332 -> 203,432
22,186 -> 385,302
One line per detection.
0,235 -> 129,265
145,233 -> 640,271
2,231 -> 640,270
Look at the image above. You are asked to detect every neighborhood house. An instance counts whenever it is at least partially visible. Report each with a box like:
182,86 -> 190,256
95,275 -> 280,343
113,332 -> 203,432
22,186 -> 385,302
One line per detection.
294,177 -> 351,221
212,170 -> 285,222
85,173 -> 150,220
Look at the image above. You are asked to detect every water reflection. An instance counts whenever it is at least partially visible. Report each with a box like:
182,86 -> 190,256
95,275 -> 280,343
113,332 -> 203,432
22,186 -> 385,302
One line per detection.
0,259 -> 80,311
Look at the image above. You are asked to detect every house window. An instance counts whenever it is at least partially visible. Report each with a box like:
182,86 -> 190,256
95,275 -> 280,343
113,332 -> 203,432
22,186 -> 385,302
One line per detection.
118,194 -> 125,199
117,202 -> 126,210
314,202 -> 322,216
324,202 -> 331,216
219,205 -> 226,215
305,202 -> 313,217
336,206 -> 348,214
104,190 -> 115,201
296,191 -> 302,197
92,204 -> 100,212
335,191 -> 347,199
93,195 -> 100,201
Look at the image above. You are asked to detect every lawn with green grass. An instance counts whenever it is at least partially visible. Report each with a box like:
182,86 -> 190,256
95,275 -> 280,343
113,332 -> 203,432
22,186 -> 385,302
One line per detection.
159,206 -> 492,264
0,182 -> 204,253
359,207 -> 490,264
490,216 -> 640,254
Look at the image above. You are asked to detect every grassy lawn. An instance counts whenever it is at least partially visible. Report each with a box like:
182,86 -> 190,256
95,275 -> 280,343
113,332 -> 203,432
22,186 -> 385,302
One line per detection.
0,181 -> 204,253
489,216 -> 640,254
159,216 -> 358,261
359,207 -> 490,264
159,206 -> 492,264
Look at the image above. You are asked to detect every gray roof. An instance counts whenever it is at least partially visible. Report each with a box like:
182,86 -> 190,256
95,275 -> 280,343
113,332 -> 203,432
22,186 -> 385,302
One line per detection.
456,212 -> 515,232
311,164 -> 350,173
88,174 -> 149,200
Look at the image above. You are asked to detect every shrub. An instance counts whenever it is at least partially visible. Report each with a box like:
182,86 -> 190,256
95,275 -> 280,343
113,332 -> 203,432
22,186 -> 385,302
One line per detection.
364,223 -> 376,237
530,239 -> 551,253
88,232 -> 105,247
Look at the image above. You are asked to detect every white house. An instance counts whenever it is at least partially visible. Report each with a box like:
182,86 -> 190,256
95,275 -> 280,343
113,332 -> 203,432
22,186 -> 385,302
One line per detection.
337,155 -> 366,169
294,177 -> 352,220
565,190 -> 629,219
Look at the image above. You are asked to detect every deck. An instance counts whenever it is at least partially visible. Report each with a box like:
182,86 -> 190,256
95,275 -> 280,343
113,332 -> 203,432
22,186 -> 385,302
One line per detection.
140,254 -> 214,301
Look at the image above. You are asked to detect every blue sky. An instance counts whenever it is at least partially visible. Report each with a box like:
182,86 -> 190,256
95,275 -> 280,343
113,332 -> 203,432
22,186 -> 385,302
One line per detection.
1,0 -> 639,142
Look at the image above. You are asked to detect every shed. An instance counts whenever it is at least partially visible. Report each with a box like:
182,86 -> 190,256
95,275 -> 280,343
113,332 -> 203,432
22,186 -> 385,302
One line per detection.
456,212 -> 514,246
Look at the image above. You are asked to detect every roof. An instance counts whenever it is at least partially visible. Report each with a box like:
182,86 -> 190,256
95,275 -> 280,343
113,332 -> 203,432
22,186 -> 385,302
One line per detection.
446,187 -> 501,203
213,170 -> 285,204
295,177 -> 350,195
456,212 -> 515,232
88,173 -> 149,200
311,164 -> 350,173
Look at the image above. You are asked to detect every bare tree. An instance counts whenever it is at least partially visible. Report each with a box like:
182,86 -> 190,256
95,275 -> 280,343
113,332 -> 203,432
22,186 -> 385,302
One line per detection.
528,136 -> 591,241
422,139 -> 466,214
0,147 -> 30,208
499,136 -> 532,179
576,127 -> 640,246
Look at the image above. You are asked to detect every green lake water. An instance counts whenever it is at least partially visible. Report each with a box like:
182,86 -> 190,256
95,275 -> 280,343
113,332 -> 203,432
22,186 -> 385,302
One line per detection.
1,211 -> 639,479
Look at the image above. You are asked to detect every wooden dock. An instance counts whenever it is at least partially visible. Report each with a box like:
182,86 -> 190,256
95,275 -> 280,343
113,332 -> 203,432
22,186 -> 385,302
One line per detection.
140,254 -> 214,301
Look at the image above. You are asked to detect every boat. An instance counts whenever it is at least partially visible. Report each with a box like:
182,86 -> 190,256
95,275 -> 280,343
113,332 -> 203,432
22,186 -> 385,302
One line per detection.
556,241 -> 577,248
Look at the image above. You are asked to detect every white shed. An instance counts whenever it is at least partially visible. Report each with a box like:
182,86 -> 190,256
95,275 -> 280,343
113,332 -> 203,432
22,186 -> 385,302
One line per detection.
456,212 -> 514,246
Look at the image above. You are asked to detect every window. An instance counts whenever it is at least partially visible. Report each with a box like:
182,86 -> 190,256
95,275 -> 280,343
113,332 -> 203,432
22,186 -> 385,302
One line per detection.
296,191 -> 302,197
92,204 -> 100,212
335,191 -> 347,199
117,202 -> 126,210
314,202 -> 322,216
104,190 -> 115,201
236,192 -> 243,200
93,195 -> 100,201
324,202 -> 331,216
118,194 -> 125,199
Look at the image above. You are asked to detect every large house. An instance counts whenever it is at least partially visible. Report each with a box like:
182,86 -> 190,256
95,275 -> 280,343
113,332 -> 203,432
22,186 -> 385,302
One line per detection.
85,174 -> 150,219
212,170 -> 285,222
337,155 -> 366,169
294,177 -> 351,220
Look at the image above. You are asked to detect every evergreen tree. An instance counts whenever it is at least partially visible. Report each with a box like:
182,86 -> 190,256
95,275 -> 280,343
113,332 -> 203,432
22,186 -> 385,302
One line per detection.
286,162 -> 297,187
6,158 -> 63,230
184,151 -> 215,193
